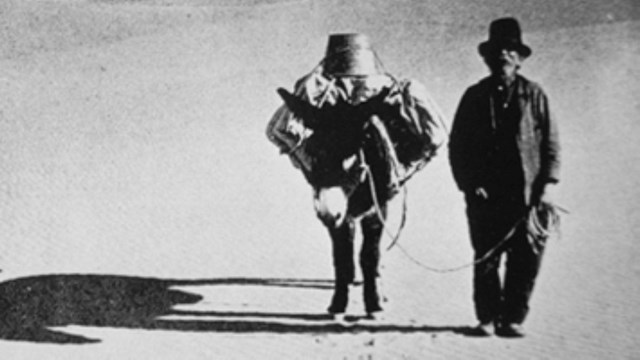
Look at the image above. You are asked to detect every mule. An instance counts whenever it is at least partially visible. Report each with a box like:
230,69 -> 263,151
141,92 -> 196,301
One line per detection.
277,87 -> 395,318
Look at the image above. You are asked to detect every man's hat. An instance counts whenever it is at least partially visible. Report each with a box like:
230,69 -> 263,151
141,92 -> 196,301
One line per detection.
322,33 -> 384,76
478,17 -> 532,58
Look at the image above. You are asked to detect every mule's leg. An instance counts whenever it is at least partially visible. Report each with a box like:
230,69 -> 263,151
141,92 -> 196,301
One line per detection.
360,208 -> 386,316
327,218 -> 355,315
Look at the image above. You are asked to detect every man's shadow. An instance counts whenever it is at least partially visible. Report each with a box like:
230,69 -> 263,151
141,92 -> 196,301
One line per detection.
0,274 -> 472,344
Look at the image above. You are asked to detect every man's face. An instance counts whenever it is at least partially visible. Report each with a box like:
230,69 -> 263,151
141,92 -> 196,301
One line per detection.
484,46 -> 523,78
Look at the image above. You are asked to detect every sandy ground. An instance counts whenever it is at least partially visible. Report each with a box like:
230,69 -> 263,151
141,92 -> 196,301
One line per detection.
0,0 -> 639,359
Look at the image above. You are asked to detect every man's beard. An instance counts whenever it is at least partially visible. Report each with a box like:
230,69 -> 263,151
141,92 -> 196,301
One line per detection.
489,59 -> 518,79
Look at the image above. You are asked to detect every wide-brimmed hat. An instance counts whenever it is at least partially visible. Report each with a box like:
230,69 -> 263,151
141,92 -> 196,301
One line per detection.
478,17 -> 532,58
322,33 -> 385,76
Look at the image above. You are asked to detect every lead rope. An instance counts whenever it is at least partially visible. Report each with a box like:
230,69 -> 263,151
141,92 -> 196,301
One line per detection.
359,146 -> 520,273
359,149 -> 408,250
396,215 -> 527,274
397,203 -> 566,274
361,150 -> 567,274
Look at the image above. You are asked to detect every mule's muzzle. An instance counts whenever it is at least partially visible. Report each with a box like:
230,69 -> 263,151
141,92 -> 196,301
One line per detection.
314,187 -> 348,228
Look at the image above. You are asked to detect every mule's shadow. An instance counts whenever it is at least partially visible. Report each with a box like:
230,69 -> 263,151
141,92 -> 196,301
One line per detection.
0,274 -> 471,344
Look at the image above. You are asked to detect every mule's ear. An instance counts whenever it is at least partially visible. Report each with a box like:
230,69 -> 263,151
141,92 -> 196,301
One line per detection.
369,87 -> 392,104
277,88 -> 313,119
276,87 -> 293,102
277,88 -> 296,109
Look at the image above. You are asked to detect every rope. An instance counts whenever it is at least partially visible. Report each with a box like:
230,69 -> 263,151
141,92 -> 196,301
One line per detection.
359,142 -> 559,274
359,149 -> 408,250
527,202 -> 567,239
393,202 -> 567,274
396,216 -> 525,274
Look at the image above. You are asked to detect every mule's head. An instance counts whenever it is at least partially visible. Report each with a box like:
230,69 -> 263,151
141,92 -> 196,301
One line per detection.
277,87 -> 391,226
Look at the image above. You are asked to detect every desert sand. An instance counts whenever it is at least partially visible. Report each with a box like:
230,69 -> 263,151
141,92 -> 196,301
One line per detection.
0,0 -> 638,359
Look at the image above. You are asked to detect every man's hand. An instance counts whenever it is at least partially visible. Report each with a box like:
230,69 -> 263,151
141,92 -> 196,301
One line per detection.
539,183 -> 558,205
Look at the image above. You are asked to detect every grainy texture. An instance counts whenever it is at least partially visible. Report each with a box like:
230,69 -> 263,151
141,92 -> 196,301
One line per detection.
0,0 -> 638,359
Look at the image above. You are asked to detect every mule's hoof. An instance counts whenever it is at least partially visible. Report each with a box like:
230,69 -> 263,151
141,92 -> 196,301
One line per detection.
364,300 -> 383,316
467,322 -> 494,337
495,322 -> 525,338
331,313 -> 346,322
364,310 -> 385,322
331,313 -> 354,327
327,292 -> 348,315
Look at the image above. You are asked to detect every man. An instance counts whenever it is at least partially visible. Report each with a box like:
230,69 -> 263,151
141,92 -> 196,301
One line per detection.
449,18 -> 560,337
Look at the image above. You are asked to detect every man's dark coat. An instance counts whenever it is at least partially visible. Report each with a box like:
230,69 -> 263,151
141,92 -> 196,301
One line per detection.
449,74 -> 560,205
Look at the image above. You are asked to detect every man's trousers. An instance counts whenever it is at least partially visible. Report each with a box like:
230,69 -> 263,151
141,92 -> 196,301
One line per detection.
465,192 -> 547,324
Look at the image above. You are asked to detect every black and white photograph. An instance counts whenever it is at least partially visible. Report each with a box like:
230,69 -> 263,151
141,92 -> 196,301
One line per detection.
0,0 -> 638,358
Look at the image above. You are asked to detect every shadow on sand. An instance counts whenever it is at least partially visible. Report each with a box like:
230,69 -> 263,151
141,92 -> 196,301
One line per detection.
0,274 -> 472,344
